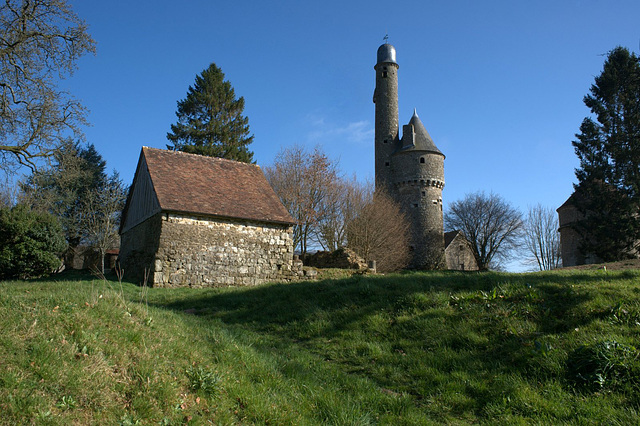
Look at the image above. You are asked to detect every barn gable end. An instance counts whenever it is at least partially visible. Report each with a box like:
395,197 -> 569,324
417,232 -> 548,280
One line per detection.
121,153 -> 161,233
444,230 -> 478,271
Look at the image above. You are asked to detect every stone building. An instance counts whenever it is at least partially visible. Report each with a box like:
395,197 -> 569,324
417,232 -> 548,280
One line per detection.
119,147 -> 297,287
444,231 -> 479,271
557,191 -> 602,267
373,42 -> 446,268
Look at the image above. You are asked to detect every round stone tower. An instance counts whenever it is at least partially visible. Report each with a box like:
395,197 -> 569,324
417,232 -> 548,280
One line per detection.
394,111 -> 446,269
373,42 -> 446,269
373,43 -> 399,188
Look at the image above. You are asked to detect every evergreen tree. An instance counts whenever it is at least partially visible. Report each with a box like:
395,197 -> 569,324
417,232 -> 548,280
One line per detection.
572,47 -> 640,261
20,141 -> 107,250
167,63 -> 254,163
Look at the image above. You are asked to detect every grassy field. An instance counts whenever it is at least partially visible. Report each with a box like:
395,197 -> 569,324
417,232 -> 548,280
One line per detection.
1,268 -> 639,424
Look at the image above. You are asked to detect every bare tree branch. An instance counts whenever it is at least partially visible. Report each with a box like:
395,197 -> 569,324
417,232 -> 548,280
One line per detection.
346,185 -> 411,272
264,145 -> 341,259
522,204 -> 561,271
0,0 -> 95,173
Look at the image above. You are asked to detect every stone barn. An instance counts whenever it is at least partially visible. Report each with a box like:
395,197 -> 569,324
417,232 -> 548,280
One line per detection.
444,230 -> 479,271
119,147 -> 297,287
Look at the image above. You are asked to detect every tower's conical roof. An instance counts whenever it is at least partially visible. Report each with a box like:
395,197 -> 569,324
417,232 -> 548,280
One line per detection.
399,110 -> 444,157
377,43 -> 397,65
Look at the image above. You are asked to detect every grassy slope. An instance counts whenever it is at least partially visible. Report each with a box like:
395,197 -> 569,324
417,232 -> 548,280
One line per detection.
1,269 -> 639,424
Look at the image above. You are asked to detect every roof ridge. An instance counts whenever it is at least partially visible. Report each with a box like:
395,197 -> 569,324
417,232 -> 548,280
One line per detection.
142,146 -> 260,169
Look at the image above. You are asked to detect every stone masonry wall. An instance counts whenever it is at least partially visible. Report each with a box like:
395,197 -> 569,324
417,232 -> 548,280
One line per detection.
152,213 -> 296,287
392,151 -> 445,269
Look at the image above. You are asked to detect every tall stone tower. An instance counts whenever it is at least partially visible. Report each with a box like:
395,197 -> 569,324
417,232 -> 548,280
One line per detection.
373,43 -> 399,186
373,42 -> 446,269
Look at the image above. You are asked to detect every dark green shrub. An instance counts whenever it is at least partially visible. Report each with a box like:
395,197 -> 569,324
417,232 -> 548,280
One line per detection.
567,340 -> 640,392
0,204 -> 67,279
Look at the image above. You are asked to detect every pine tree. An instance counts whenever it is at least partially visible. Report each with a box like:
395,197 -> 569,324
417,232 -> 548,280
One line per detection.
167,63 -> 254,163
572,47 -> 640,261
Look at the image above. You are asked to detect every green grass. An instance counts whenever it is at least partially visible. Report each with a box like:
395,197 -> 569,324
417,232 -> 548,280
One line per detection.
1,268 -> 640,424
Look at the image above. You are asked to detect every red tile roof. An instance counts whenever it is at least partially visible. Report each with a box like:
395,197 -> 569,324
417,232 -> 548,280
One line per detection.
142,147 -> 293,224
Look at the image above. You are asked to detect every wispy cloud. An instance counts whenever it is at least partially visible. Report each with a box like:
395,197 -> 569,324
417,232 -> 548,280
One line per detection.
305,114 -> 373,145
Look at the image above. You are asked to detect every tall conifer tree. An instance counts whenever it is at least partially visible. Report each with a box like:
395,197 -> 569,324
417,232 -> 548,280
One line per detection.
572,47 -> 640,261
167,63 -> 254,163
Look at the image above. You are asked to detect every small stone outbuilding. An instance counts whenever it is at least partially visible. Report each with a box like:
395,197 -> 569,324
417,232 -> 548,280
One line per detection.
119,147 -> 297,287
557,191 -> 602,267
444,230 -> 478,271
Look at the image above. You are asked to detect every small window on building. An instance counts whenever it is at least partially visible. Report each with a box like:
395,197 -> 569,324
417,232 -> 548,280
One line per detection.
383,139 -> 388,144
413,203 -> 418,208
385,162 -> 390,167
382,71 -> 388,78
409,245 -> 415,251
420,157 -> 425,164
422,191 -> 426,196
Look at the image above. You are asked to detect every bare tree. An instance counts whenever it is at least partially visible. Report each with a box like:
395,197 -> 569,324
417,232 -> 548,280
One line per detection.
346,186 -> 411,272
0,176 -> 16,207
264,145 -> 340,259
314,176 -> 369,251
81,173 -> 127,274
522,204 -> 561,271
0,0 -> 95,172
445,191 -> 523,271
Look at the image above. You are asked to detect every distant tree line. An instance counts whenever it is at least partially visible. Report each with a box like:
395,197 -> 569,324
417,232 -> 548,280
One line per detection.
0,141 -> 127,279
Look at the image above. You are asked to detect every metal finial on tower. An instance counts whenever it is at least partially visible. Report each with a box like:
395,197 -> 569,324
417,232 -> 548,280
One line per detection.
383,33 -> 389,44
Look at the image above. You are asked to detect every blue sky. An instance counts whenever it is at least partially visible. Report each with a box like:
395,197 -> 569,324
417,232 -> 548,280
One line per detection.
62,0 -> 638,266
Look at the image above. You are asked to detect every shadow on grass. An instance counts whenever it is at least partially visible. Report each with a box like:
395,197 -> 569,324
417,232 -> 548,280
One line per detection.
146,269 -> 640,420
149,269 -> 618,342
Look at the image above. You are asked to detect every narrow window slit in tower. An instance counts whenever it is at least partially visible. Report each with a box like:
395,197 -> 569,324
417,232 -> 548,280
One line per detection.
413,203 -> 418,208
420,157 -> 425,163
385,162 -> 390,167
383,139 -> 388,144
382,71 -> 388,78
